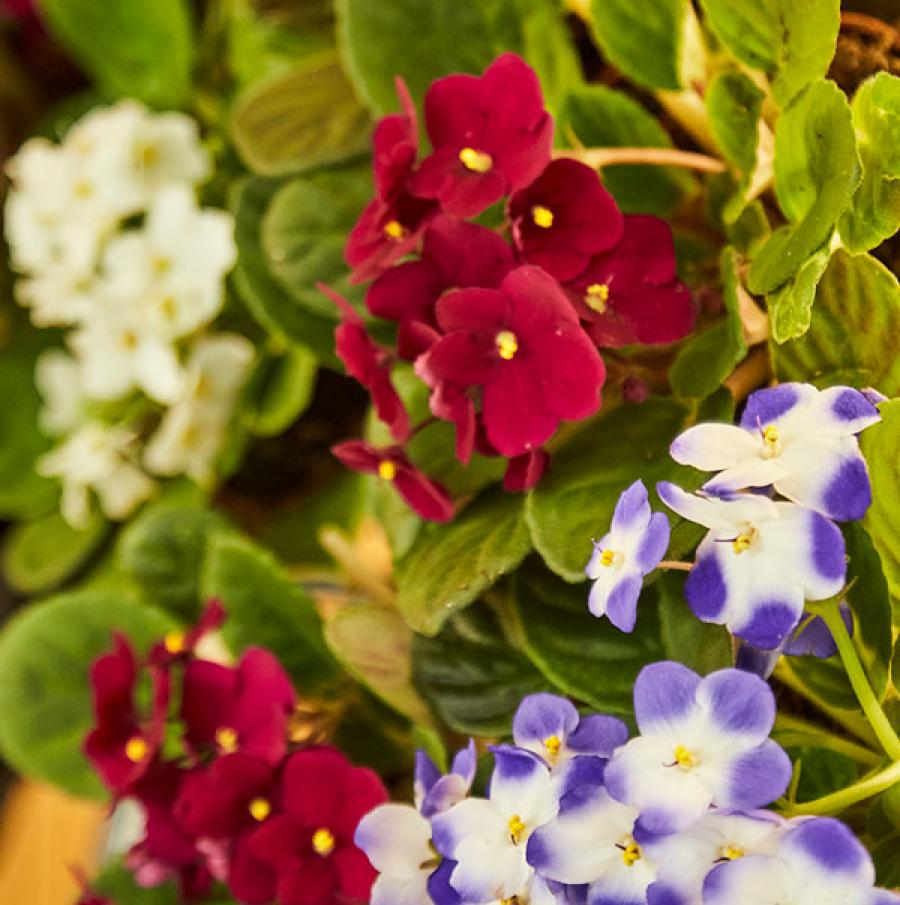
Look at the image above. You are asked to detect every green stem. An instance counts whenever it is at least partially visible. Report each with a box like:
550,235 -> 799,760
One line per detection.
819,600 -> 900,761
773,714 -> 882,767
787,758 -> 900,817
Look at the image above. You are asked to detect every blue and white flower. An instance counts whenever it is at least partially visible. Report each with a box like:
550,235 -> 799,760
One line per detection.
432,745 -> 562,903
415,740 -> 478,819
656,482 -> 846,650
702,817 -> 900,905
669,383 -> 880,522
586,480 -> 670,632
513,693 -> 628,772
603,662 -> 791,836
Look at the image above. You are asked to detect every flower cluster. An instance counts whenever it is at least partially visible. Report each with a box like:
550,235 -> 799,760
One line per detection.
5,101 -> 253,527
585,383 -> 881,653
328,54 -> 695,521
356,669 -> 898,905
83,602 -> 387,904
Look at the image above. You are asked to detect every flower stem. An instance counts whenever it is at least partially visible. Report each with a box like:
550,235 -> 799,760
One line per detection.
818,600 -> 900,761
787,757 -> 900,817
553,147 -> 726,174
656,560 -> 694,572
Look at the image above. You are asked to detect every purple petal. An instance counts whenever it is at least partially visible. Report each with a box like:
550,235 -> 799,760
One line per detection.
414,749 -> 442,805
821,455 -> 872,521
513,693 -> 579,749
612,479 -> 650,534
823,386 -> 880,433
605,573 -> 643,633
782,817 -> 872,878
735,642 -> 781,679
720,740 -> 791,810
739,383 -> 803,430
633,661 -> 701,735
451,738 -> 478,785
647,882 -> 692,905
733,599 -> 802,650
635,512 -> 670,573
782,604 -> 852,658
428,860 -> 463,905
697,668 -> 776,739
568,715 -> 629,758
685,546 -> 728,622
557,755 -> 607,811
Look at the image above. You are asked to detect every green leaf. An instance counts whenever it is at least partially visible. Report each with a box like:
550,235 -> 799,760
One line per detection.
0,590 -> 173,799
588,0 -> 687,90
230,177 -> 341,366
37,0 -> 193,107
698,0 -> 839,105
526,400 -> 700,582
396,487 -> 532,636
657,571 -> 733,674
3,509 -> 108,595
788,746 -> 858,803
748,80 -> 859,296
93,860 -> 233,903
243,344 -> 318,436
872,832 -> 900,888
562,84 -> 695,215
839,72 -> 900,254
773,251 -> 900,396
505,561 -> 663,717
766,247 -> 831,344
337,0 -> 580,116
118,504 -> 232,622
325,603 -> 435,725
670,247 -> 747,398
411,604 -> 553,735
202,533 -> 341,689
230,50 -> 371,177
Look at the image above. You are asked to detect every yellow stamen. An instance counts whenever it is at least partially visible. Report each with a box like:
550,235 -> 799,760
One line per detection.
383,219 -> 406,240
584,283 -> 610,313
377,460 -> 397,481
721,844 -> 745,860
600,549 -> 617,567
215,726 -> 239,753
137,143 -> 160,169
152,256 -> 171,274
74,180 -> 93,199
249,797 -> 271,821
508,814 -> 526,844
621,841 -> 642,867
500,898 -> 520,905
762,424 -> 780,458
159,296 -> 177,320
124,736 -> 149,763
459,147 -> 493,173
531,205 -> 554,228
120,330 -> 139,350
312,827 -> 336,856
732,527 -> 757,554
496,330 -> 519,361
163,631 -> 185,654
543,734 -> 562,761
673,744 -> 700,770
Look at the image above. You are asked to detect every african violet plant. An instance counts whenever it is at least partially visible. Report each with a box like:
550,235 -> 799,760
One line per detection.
0,0 -> 899,904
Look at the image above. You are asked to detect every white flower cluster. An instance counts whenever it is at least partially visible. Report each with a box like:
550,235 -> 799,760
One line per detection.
5,101 -> 254,527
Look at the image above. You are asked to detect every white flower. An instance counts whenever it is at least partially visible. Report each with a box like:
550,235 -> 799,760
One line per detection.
144,335 -> 254,483
35,349 -> 86,435
37,422 -> 155,527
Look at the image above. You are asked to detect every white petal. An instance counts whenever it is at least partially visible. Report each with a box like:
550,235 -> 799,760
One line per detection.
355,804 -> 432,877
670,423 -> 759,471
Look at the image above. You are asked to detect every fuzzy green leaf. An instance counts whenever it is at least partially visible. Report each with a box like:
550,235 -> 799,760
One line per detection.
766,247 -> 831,344
243,344 -> 317,437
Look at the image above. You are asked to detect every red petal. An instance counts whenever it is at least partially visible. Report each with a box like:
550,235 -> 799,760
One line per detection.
535,323 -> 605,421
435,286 -> 510,334
335,766 -> 389,839
422,73 -> 484,149
331,441 -> 380,474
504,448 -> 550,491
228,834 -> 278,905
421,332 -> 497,387
281,748 -> 350,825
277,858 -> 339,905
482,364 -> 558,457
424,217 -> 514,288
394,467 -> 455,522
181,660 -> 238,745
366,260 -> 443,323
333,845 -> 379,901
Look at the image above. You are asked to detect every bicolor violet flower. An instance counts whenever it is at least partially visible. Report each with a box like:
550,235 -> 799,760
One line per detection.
512,693 -> 628,771
669,383 -> 880,521
418,266 -> 605,457
507,158 -> 623,281
586,480 -> 670,632
415,740 -> 478,819
331,441 -> 455,522
656,482 -> 846,649
702,817 -> 900,905
604,662 -> 791,836
409,54 -> 553,218
565,215 -> 694,348
180,647 -> 296,765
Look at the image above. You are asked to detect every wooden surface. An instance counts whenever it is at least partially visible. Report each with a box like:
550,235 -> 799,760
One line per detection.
0,780 -> 106,904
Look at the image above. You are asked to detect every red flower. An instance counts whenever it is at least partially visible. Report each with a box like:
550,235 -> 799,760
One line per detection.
565,214 -> 695,348
504,448 -> 550,491
409,54 -> 553,217
419,266 -> 605,457
331,441 -> 454,522
323,284 -> 410,442
233,748 -> 387,905
345,78 -> 438,283
83,635 -> 169,795
149,598 -> 226,667
181,648 -> 296,765
507,158 -> 623,281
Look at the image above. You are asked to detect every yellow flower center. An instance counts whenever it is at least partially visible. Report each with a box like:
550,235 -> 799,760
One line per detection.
136,142 -> 161,169
459,147 -> 493,173
377,460 -> 397,481
732,527 -> 757,555
248,797 -> 271,821
124,736 -> 149,763
584,283 -> 610,313
531,205 -> 554,228
215,726 -> 239,753
74,180 -> 93,199
383,219 -> 406,240
496,330 -> 519,361
508,814 -> 526,844
543,734 -> 562,761
599,549 -> 618,567
762,424 -> 781,458
673,744 -> 700,770
120,330 -> 139,351
312,827 -> 336,856
621,841 -> 642,867
163,631 -> 185,654
152,255 -> 171,274
721,844 -> 745,861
